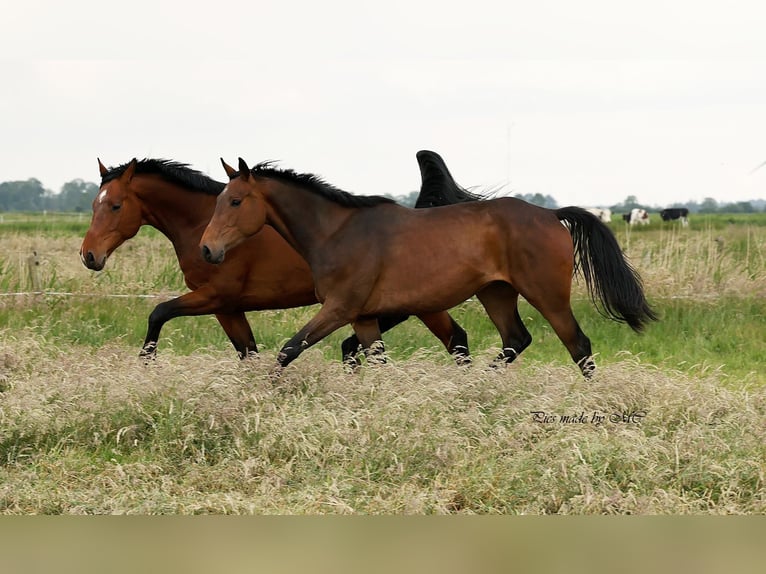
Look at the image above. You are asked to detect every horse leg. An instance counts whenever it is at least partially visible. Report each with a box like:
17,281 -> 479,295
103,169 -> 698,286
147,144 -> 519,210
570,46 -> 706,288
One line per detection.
140,287 -> 252,359
274,305 -> 349,376
476,282 -> 532,365
341,314 -> 408,368
214,312 -> 258,359
523,293 -> 594,378
352,317 -> 386,365
417,311 -> 471,365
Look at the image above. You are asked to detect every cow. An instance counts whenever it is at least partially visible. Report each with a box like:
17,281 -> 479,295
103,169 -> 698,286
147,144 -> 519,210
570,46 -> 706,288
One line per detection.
660,207 -> 689,227
623,208 -> 650,226
584,208 -> 612,224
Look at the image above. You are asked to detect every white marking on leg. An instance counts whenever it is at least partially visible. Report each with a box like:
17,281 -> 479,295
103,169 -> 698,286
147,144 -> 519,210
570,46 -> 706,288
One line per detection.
504,347 -> 518,360
577,355 -> 596,378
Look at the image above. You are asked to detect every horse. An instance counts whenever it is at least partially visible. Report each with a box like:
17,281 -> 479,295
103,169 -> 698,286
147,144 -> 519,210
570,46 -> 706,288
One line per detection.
79,152 -> 478,364
200,157 -> 657,379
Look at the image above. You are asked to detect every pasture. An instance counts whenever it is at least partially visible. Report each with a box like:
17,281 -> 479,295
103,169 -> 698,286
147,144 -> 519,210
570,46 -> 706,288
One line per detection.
1,211 -> 765,513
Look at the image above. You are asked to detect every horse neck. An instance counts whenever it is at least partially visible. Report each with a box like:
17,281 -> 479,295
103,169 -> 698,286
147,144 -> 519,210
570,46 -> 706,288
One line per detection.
261,178 -> 353,262
133,176 -> 216,251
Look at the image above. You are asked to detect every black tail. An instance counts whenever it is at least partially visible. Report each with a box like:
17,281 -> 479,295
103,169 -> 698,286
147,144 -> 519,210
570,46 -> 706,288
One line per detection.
556,206 -> 658,332
414,150 -> 484,208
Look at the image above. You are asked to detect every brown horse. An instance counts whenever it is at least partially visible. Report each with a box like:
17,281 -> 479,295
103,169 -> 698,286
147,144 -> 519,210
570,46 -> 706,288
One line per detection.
201,157 -> 657,378
79,154 -> 476,363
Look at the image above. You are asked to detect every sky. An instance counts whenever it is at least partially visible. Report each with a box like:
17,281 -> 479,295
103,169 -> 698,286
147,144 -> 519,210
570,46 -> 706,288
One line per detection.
2,1 -> 766,208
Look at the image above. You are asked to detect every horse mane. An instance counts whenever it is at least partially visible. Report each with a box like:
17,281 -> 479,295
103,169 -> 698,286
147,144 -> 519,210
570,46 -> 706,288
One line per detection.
415,150 -> 485,208
101,159 -> 225,195
249,161 -> 396,208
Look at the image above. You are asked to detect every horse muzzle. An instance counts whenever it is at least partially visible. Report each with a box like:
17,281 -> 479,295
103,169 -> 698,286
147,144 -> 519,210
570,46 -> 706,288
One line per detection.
201,244 -> 226,265
80,249 -> 106,271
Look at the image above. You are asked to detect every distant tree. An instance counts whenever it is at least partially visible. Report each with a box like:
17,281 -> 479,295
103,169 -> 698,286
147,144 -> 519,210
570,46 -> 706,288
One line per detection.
684,200 -> 700,213
698,197 -> 719,214
722,201 -> 754,214
0,178 -> 47,211
55,179 -> 99,212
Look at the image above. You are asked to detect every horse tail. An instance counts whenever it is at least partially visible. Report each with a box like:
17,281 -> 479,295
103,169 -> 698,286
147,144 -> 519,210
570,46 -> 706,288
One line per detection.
414,150 -> 485,208
555,206 -> 658,332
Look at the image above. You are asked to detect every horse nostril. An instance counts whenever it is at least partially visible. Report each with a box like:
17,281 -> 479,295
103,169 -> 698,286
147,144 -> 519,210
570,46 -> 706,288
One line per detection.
82,250 -> 105,271
201,244 -> 225,264
201,244 -> 212,262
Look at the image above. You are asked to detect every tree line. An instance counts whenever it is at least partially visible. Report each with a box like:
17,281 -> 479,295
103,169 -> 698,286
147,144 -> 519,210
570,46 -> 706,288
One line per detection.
0,178 -> 97,212
1,177 -> 764,214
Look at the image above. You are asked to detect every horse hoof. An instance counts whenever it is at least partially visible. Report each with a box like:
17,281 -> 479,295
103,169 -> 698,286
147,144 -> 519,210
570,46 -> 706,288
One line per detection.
577,356 -> 597,379
454,354 -> 472,367
139,342 -> 157,363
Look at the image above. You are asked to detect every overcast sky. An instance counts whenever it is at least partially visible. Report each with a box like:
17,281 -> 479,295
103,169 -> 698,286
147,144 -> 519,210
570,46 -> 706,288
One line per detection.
2,1 -> 766,207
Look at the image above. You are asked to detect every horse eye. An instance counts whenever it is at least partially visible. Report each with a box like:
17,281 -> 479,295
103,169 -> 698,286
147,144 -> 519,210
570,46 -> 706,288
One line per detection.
111,204 -> 122,212
231,198 -> 242,207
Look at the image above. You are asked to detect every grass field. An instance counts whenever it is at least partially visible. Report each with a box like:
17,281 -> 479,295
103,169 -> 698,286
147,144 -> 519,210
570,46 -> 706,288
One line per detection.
1,211 -> 764,513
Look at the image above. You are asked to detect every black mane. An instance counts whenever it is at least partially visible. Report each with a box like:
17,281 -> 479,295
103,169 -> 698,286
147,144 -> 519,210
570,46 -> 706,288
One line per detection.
249,162 -> 396,208
415,150 -> 485,208
101,159 -> 225,195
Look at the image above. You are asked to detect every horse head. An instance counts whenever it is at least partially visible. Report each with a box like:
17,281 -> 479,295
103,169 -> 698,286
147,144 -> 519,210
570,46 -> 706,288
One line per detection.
79,158 -> 144,271
200,157 -> 268,264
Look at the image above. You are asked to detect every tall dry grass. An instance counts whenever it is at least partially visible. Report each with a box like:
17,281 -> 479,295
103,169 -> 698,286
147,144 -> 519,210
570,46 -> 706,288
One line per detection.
614,224 -> 766,300
1,331 -> 764,514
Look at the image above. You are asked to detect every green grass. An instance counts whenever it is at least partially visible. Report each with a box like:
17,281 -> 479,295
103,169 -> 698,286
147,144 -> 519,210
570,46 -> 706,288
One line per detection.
0,296 -> 763,384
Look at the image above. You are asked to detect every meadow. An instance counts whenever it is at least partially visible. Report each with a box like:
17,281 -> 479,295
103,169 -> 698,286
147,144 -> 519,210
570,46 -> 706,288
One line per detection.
0,211 -> 764,513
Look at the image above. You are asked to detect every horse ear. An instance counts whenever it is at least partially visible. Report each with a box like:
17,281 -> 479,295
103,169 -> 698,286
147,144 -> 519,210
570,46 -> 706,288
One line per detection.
122,158 -> 138,183
221,158 -> 238,180
97,158 -> 108,177
238,157 -> 251,181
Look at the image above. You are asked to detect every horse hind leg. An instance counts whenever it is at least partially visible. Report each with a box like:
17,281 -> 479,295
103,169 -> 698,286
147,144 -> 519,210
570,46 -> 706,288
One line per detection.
476,282 -> 532,366
530,300 -> 595,378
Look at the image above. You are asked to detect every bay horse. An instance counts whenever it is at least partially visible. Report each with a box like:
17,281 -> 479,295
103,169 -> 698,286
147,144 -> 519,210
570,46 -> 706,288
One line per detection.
79,153 -> 477,364
200,157 -> 657,378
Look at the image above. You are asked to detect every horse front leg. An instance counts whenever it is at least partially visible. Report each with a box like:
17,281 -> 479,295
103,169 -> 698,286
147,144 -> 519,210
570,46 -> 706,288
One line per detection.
273,305 -> 349,378
140,287 -> 228,360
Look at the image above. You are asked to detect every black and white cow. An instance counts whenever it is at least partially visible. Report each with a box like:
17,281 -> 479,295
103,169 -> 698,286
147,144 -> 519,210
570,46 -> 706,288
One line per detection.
660,208 -> 689,227
584,207 -> 612,223
622,208 -> 650,226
